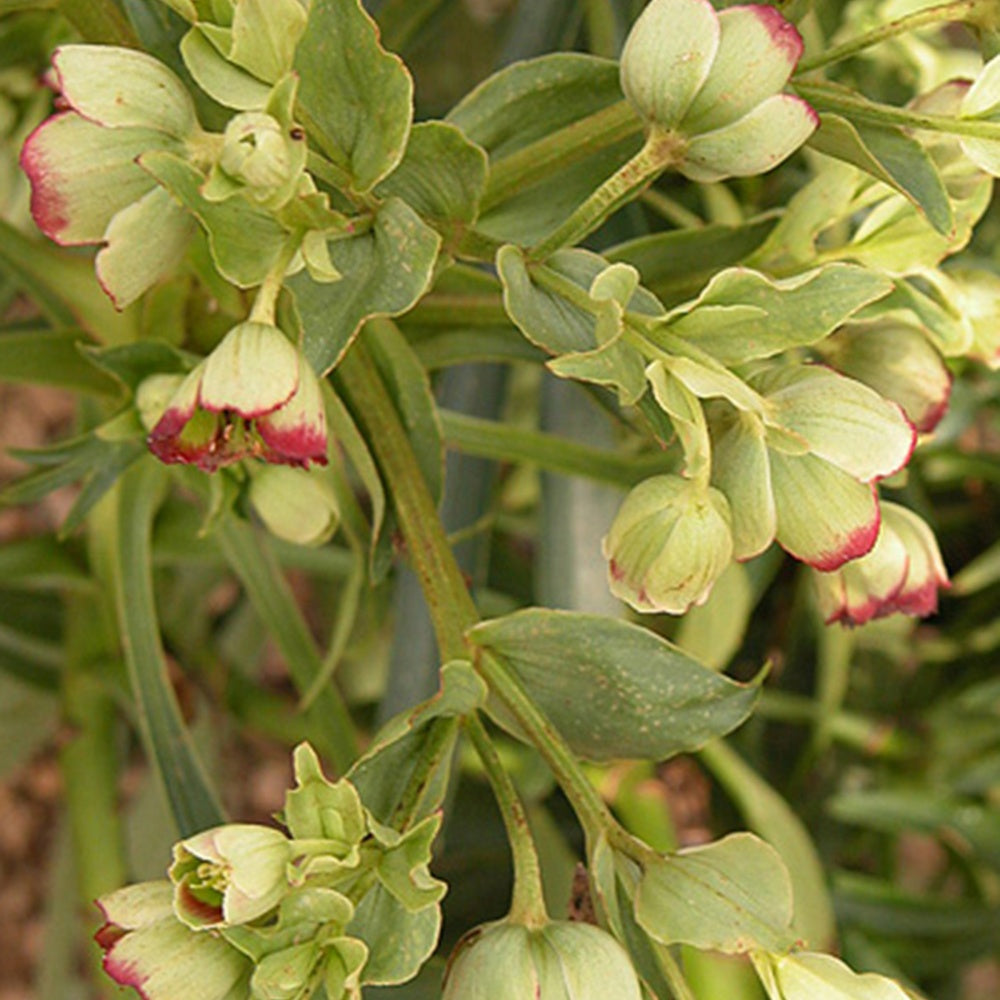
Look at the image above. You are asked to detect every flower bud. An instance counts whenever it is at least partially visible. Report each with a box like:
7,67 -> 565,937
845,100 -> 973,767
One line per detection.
250,942 -> 321,1000
169,823 -> 292,928
602,474 -> 733,614
619,0 -> 817,181
819,325 -> 952,433
813,502 -> 949,626
442,919 -> 642,1000
249,466 -> 340,546
208,110 -> 307,208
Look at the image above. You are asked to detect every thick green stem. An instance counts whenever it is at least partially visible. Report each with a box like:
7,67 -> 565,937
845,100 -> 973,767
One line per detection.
250,234 -> 304,324
796,0 -> 986,74
481,101 -> 641,213
466,715 -> 548,927
530,130 -> 683,260
337,335 -> 477,660
473,650 -> 615,848
338,331 -> 621,850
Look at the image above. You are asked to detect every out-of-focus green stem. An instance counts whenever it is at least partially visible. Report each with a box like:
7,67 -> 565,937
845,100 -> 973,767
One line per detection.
58,0 -> 140,46
60,593 -> 125,997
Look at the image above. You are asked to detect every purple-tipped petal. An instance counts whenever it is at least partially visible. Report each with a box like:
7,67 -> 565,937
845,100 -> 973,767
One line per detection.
682,5 -> 804,134
770,451 -> 880,570
20,113 -> 170,245
255,355 -> 328,467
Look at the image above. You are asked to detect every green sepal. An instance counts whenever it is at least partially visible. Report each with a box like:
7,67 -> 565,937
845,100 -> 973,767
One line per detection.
294,0 -> 413,193
283,743 -> 366,848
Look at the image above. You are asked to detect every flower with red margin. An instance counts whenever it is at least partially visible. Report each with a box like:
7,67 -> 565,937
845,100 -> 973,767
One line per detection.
619,0 -> 818,181
711,364 -> 917,572
96,881 -> 252,1000
147,320 -> 329,471
20,45 -> 203,308
813,502 -> 950,626
820,325 -> 952,435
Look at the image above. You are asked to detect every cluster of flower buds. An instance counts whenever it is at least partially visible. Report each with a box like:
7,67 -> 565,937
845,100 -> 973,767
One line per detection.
618,0 -> 818,181
601,349 -> 951,625
442,917 -> 642,1000
96,745 -> 445,1000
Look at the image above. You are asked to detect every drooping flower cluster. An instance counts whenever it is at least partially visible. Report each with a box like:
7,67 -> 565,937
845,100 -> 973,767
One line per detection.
618,0 -> 818,181
96,745 -> 445,1000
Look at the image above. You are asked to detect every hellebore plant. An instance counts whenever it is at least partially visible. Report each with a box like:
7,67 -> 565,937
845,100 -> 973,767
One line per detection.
11,0 -> 1000,998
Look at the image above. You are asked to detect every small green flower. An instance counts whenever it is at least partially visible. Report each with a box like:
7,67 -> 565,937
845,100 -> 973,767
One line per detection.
602,474 -> 733,614
443,919 -> 642,1000
170,824 -> 292,928
618,0 -> 817,181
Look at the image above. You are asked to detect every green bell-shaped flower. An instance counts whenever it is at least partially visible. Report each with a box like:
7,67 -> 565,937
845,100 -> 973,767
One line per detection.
443,919 -> 642,1000
618,0 -> 817,181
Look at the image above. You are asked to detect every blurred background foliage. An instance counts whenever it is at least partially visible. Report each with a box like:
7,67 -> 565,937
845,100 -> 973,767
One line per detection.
0,1 -> 999,999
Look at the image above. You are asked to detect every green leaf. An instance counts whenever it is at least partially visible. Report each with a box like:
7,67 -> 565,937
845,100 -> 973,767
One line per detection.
498,244 -> 661,355
655,264 -> 893,366
0,537 -> 91,592
349,883 -> 441,986
0,328 -> 119,395
212,513 -> 358,774
291,198 -> 441,375
294,0 -> 413,193
366,318 -> 443,503
607,216 -> 777,307
448,53 -> 642,246
752,950 -> 910,1000
0,671 -> 58,778
180,28 -> 271,109
635,833 -> 795,954
83,340 -> 189,394
375,121 -> 489,248
94,459 -> 225,836
700,741 -> 836,951
808,114 -> 954,236
348,661 -> 484,824
140,150 -> 288,287
467,609 -> 759,761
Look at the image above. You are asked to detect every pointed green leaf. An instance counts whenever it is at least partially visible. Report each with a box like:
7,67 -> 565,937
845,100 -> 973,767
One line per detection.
808,114 -> 953,236
468,609 -> 759,761
294,0 -> 413,192
0,329 -> 119,395
659,264 -> 892,365
180,28 -> 271,109
752,951 -> 910,1000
